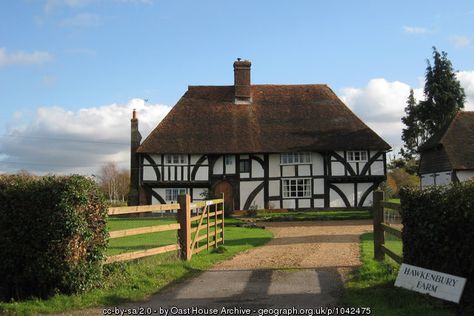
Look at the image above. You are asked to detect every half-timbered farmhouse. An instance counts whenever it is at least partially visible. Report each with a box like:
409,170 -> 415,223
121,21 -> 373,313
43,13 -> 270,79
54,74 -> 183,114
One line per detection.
129,59 -> 391,210
419,111 -> 474,188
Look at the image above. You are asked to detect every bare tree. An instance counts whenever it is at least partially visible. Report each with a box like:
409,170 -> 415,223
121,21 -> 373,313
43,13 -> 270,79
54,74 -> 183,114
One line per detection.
98,162 -> 130,203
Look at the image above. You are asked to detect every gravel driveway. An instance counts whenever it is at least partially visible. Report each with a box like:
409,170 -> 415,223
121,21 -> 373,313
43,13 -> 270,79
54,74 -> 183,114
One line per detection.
57,220 -> 372,316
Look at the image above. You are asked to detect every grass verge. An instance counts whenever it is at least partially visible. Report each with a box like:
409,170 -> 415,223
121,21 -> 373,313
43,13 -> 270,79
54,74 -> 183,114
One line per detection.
257,210 -> 371,221
0,218 -> 272,315
343,233 -> 456,316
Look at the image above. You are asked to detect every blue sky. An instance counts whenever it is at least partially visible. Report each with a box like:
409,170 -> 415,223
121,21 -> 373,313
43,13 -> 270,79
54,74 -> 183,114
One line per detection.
1,0 -> 474,174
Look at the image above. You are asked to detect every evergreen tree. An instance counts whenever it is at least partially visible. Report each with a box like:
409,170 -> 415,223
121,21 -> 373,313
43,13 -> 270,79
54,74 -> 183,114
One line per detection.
417,47 -> 465,136
400,47 -> 465,158
400,89 -> 422,159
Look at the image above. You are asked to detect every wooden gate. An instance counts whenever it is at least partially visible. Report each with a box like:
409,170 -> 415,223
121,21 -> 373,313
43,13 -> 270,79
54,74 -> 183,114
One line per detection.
106,194 -> 224,263
178,194 -> 225,260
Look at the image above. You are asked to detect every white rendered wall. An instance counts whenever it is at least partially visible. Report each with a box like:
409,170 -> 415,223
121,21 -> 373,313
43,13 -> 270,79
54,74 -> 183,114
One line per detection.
143,166 -> 156,181
298,165 -> 311,176
269,154 -> 281,177
436,171 -> 452,186
371,161 -> 384,175
357,183 -> 373,207
225,155 -> 236,174
311,153 -> 324,175
421,174 -> 435,188
252,158 -> 264,178
330,183 -> 354,207
192,188 -> 207,200
269,180 -> 280,196
195,166 -> 208,181
213,156 -> 223,175
331,162 -> 345,176
239,181 -> 262,210
313,178 -> 324,194
456,170 -> 474,182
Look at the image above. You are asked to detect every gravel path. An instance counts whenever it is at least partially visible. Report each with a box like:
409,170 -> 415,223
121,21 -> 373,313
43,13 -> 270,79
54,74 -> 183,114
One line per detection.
55,220 -> 372,316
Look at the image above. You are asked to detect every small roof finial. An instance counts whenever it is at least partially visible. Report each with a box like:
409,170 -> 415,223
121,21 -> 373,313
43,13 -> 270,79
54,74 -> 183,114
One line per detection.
237,57 -> 241,61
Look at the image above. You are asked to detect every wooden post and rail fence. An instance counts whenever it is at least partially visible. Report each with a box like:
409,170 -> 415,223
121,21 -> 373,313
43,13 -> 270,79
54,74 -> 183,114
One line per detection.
373,191 -> 403,264
105,194 -> 225,264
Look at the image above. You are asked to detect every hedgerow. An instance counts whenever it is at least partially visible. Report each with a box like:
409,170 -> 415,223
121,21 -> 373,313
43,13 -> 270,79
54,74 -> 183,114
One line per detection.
400,182 -> 474,310
0,175 -> 108,301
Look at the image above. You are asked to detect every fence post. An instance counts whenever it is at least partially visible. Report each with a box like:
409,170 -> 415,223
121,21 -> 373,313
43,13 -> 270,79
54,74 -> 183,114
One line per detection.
178,194 -> 192,261
373,190 -> 385,261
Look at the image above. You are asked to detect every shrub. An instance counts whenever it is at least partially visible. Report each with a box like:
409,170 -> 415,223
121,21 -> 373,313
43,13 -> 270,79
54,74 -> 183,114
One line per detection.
400,182 -> 474,309
0,175 -> 108,301
389,168 -> 419,197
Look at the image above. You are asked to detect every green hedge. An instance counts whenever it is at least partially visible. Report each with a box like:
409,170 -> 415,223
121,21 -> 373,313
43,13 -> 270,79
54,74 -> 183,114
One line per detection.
0,175 -> 108,301
400,182 -> 474,308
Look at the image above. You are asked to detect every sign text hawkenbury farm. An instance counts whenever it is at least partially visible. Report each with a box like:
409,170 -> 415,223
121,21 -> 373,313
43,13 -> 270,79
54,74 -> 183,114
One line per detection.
395,263 -> 466,303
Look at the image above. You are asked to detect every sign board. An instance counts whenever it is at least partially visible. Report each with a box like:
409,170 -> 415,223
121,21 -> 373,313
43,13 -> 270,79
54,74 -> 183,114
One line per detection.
395,263 -> 466,303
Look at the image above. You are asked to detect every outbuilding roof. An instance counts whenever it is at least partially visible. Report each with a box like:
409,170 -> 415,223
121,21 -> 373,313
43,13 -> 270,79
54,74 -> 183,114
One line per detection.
419,111 -> 474,171
137,84 -> 391,154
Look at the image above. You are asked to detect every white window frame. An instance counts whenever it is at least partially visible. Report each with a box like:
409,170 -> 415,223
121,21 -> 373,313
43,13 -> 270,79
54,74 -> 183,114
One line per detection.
164,154 -> 188,165
225,155 -> 233,165
282,178 -> 311,198
280,152 -> 311,165
165,188 -> 187,201
347,151 -> 368,162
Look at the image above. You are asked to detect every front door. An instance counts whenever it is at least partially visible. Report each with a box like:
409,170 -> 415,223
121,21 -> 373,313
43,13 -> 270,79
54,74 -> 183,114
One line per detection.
213,180 -> 234,212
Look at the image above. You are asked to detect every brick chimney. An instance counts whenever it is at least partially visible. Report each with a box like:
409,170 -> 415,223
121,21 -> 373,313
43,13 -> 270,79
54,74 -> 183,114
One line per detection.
233,58 -> 252,104
128,109 -> 142,206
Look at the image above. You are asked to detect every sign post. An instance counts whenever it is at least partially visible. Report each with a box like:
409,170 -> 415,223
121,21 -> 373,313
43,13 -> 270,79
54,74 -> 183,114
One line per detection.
395,263 -> 466,303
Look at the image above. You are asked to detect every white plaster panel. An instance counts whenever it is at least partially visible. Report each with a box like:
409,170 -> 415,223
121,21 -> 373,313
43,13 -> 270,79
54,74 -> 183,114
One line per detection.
182,167 -> 188,181
357,183 -> 373,207
331,162 -> 345,176
282,165 -> 295,177
298,165 -> 311,176
240,181 -> 261,210
269,154 -> 281,177
195,166 -> 208,181
313,199 -> 324,208
311,153 -> 324,175
371,161 -> 384,175
330,183 -> 354,207
349,162 -> 357,174
149,154 -> 161,162
214,156 -> 223,175
456,171 -> 474,182
282,199 -> 296,209
299,199 -> 310,208
252,159 -> 264,178
313,178 -> 324,194
143,166 -> 156,181
251,190 -> 264,209
421,173 -> 434,188
436,171 -> 452,186
192,188 -> 207,201
268,200 -> 281,209
240,172 -> 249,178
269,180 -> 280,196
190,155 -> 207,164
336,151 -> 344,157
370,151 -> 378,158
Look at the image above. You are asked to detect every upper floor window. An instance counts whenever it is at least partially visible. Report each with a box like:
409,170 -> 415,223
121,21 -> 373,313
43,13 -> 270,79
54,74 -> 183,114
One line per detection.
280,152 -> 311,165
165,154 -> 187,165
347,151 -> 368,162
225,155 -> 234,165
239,159 -> 250,173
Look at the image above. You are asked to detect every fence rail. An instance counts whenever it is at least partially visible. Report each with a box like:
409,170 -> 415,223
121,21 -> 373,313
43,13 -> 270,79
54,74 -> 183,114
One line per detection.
373,191 -> 403,264
106,194 -> 224,264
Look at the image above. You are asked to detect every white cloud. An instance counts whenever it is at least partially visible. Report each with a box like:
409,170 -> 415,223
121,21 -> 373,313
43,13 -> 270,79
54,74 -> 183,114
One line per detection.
339,79 -> 424,149
0,48 -> 53,67
0,99 -> 171,175
457,71 -> 474,110
450,35 -> 471,48
60,13 -> 101,27
339,73 -> 474,151
402,26 -> 428,34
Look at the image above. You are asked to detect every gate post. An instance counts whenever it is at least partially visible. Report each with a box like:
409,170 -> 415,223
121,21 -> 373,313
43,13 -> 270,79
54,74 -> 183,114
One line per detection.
178,194 -> 192,261
373,190 -> 385,261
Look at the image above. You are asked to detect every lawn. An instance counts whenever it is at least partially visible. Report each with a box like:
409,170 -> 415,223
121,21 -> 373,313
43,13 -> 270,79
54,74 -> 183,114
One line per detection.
256,210 -> 371,221
343,233 -> 456,316
0,217 -> 272,315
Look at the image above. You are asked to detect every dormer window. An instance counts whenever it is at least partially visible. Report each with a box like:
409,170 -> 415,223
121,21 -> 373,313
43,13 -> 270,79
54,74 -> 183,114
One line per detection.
165,154 -> 187,165
347,151 -> 368,162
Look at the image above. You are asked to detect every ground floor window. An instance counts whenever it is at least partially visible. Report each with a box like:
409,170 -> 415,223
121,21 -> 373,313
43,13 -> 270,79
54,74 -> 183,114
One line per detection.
165,188 -> 186,201
282,178 -> 311,198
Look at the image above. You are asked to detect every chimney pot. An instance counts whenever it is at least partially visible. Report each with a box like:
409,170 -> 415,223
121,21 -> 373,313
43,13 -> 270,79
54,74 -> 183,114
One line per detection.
132,109 -> 137,120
